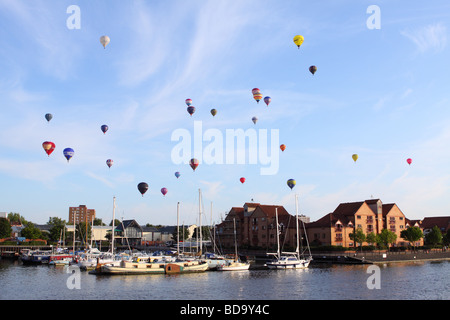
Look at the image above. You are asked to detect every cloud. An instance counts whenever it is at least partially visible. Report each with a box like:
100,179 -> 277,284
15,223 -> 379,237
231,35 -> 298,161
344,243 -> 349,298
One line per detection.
401,23 -> 447,53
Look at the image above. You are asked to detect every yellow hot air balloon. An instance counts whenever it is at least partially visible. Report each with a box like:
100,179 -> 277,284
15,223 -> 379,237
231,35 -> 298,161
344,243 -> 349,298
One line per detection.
100,35 -> 110,49
352,154 -> 358,162
293,35 -> 304,49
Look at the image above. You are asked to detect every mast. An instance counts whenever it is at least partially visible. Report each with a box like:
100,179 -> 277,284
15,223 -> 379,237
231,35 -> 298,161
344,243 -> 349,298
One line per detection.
275,208 -> 280,259
295,194 -> 300,258
199,189 -> 202,255
111,196 -> 116,255
177,202 -> 180,255
233,218 -> 238,262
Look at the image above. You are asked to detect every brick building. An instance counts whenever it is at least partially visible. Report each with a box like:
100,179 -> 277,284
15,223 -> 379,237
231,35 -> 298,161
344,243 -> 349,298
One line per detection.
306,199 -> 410,247
68,205 -> 96,224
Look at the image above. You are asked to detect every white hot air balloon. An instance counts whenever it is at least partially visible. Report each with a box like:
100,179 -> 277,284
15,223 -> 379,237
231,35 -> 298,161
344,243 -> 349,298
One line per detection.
100,35 -> 110,49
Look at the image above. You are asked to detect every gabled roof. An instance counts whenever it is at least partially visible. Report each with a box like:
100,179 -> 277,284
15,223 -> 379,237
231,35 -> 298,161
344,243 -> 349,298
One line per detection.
382,203 -> 395,216
420,217 -> 450,230
332,201 -> 365,217
256,205 -> 291,218
115,219 -> 142,231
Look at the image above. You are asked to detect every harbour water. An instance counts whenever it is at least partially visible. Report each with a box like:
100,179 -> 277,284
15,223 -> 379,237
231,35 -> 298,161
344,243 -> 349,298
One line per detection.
1,258 -> 449,301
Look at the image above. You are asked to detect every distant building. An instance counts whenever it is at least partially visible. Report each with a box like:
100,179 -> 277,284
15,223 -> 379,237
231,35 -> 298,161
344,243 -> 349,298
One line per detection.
419,216 -> 450,235
69,205 -> 96,224
114,220 -> 143,246
0,212 -> 7,219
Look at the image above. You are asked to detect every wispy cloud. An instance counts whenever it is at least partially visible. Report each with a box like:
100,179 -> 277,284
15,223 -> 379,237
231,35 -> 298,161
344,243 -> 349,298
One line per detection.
401,23 -> 447,53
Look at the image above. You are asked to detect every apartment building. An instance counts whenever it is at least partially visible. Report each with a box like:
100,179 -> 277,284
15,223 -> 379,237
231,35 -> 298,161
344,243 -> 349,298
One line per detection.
68,205 -> 96,224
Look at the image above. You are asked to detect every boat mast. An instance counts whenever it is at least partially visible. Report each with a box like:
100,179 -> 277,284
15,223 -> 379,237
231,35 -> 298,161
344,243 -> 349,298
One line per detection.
199,189 -> 202,255
295,194 -> 300,258
233,218 -> 238,262
177,202 -> 180,255
111,196 -> 116,255
275,208 -> 280,259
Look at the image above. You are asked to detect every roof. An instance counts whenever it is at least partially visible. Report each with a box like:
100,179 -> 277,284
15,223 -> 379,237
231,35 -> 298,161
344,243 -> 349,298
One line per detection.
420,217 -> 450,231
332,201 -> 365,217
306,212 -> 353,228
115,219 -> 142,231
256,205 -> 291,218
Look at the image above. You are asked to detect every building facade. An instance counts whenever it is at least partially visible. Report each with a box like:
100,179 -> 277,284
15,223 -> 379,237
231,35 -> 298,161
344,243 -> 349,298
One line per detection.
68,205 -> 96,224
306,199 -> 411,247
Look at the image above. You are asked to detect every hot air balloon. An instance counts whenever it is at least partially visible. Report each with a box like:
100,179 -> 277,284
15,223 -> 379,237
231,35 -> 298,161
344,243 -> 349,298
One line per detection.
240,177 -> 246,184
189,158 -> 199,171
106,159 -> 113,168
280,144 -> 286,152
253,93 -> 263,103
101,125 -> 108,134
63,148 -> 74,162
161,188 -> 168,196
407,158 -> 412,165
264,96 -> 271,106
187,106 -> 195,116
309,65 -> 317,75
45,113 -> 53,122
185,99 -> 193,106
252,116 -> 258,124
137,182 -> 148,197
100,35 -> 110,49
175,171 -> 181,179
210,109 -> 217,117
252,88 -> 261,95
352,154 -> 358,162
42,141 -> 55,156
287,179 -> 296,190
293,35 -> 304,48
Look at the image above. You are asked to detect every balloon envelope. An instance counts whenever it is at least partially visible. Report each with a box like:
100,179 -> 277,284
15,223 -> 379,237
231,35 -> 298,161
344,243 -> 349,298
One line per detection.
293,35 -> 304,48
187,106 -> 195,116
253,93 -> 263,103
175,171 -> 181,178
100,35 -> 110,48
161,188 -> 168,196
189,158 -> 199,171
101,125 -> 108,134
352,154 -> 358,162
287,179 -> 296,190
264,96 -> 271,106
42,141 -> 55,156
137,182 -> 148,196
240,177 -> 246,184
407,158 -> 412,165
63,148 -> 74,162
280,144 -> 286,152
252,88 -> 261,95
252,116 -> 258,124
210,109 -> 217,116
106,159 -> 113,168
309,65 -> 317,75
185,99 -> 192,106
45,113 -> 53,122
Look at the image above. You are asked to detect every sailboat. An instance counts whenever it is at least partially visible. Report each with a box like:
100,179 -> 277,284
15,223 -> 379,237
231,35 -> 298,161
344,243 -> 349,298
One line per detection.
265,196 -> 312,269
217,218 -> 250,271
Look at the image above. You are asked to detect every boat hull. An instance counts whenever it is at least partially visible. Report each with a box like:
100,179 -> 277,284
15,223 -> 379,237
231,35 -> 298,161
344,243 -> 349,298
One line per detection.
97,260 -> 209,275
217,262 -> 250,271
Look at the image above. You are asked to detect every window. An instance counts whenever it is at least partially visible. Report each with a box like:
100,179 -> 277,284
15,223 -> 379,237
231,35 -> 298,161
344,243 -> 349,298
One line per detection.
357,215 -> 361,219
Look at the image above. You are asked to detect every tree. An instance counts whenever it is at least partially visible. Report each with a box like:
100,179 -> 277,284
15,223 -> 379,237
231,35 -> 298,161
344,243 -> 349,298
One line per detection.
47,217 -> 67,243
424,226 -> 443,247
7,212 -> 27,225
349,228 -> 366,251
21,222 -> 43,240
400,226 -> 423,251
0,218 -> 12,238
376,229 -> 397,251
366,232 -> 377,247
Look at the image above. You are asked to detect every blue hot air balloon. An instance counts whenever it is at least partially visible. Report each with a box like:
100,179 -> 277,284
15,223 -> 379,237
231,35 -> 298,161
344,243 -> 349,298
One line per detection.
45,113 -> 53,122
101,125 -> 108,134
287,179 -> 296,190
63,148 -> 74,162
175,171 -> 181,179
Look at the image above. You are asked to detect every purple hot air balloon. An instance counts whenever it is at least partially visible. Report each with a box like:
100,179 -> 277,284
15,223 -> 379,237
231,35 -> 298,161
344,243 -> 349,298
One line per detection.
161,187 -> 168,196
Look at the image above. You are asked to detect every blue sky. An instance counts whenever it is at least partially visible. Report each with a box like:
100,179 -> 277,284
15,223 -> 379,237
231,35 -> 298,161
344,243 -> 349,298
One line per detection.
0,0 -> 449,226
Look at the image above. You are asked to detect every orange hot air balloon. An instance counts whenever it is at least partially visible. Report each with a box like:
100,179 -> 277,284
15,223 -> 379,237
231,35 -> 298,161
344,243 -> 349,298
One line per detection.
253,93 -> 263,103
280,144 -> 286,152
42,141 -> 55,156
240,177 -> 246,184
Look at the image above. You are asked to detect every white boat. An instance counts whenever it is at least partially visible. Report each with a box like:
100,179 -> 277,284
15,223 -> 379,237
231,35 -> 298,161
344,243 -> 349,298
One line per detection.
217,218 -> 250,271
265,195 -> 312,270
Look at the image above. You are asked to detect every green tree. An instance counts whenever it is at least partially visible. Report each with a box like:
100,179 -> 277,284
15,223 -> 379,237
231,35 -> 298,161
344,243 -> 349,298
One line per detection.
376,229 -> 397,251
366,232 -> 377,246
400,226 -> 423,251
349,228 -> 366,251
21,222 -> 43,240
7,212 -> 27,225
424,226 -> 443,247
0,218 -> 12,238
47,217 -> 67,243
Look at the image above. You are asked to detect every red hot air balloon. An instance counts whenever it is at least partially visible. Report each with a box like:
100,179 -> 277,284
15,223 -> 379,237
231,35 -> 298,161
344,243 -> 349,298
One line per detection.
185,99 -> 193,106
42,141 -> 55,156
252,88 -> 260,95
189,158 -> 199,171
240,177 -> 246,184
161,188 -> 168,196
407,158 -> 412,165
280,144 -> 286,152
